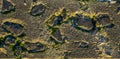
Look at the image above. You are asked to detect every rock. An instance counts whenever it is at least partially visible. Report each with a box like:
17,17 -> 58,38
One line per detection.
4,35 -> 16,45
72,15 -> 94,31
23,42 -> 46,53
96,14 -> 112,27
52,16 -> 63,26
104,45 -> 112,56
0,0 -> 15,14
51,29 -> 64,43
97,35 -> 107,42
0,38 -> 4,47
46,15 -> 63,27
79,41 -> 89,48
30,4 -> 46,16
13,45 -> 23,57
116,7 -> 120,13
77,16 -> 94,30
1,22 -> 24,35
33,0 -> 37,2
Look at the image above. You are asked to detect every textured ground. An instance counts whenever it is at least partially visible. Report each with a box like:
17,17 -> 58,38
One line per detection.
0,0 -> 120,59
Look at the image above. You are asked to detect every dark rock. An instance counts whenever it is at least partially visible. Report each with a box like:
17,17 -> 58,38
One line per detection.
0,38 -> 4,47
79,41 -> 89,48
33,0 -> 37,2
76,16 -> 94,30
4,35 -> 16,45
71,14 -> 94,32
0,0 -> 15,14
30,4 -> 46,16
97,35 -> 107,42
96,14 -> 112,27
53,16 -> 63,26
104,46 -> 112,56
13,45 -> 24,58
116,7 -> 120,13
51,29 -> 64,43
0,25 -> 10,33
2,22 -> 24,35
116,0 -> 120,4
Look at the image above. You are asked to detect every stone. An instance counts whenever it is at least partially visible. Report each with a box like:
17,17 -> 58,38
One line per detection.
13,46 -> 23,57
0,0 -> 15,14
2,22 -> 24,35
52,16 -> 63,26
79,41 -> 89,48
76,16 -> 94,31
51,29 -> 64,43
4,35 -> 16,45
96,14 -> 112,27
23,42 -> 46,53
33,0 -> 37,2
30,4 -> 46,16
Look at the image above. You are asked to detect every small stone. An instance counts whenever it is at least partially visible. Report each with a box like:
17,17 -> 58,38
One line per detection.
0,25 -> 10,33
51,29 -> 64,43
97,35 -> 107,42
79,41 -> 89,48
98,0 -> 111,2
0,0 -> 15,14
4,35 -> 16,45
23,42 -> 46,53
73,15 -> 94,31
0,39 -> 4,47
72,41 -> 80,45
96,14 -> 112,27
30,4 -> 46,16
33,0 -> 37,2
13,46 -> 23,57
2,22 -> 24,35
116,0 -> 120,4
116,7 -> 120,13
104,46 -> 112,56
53,16 -> 63,26
46,15 -> 63,27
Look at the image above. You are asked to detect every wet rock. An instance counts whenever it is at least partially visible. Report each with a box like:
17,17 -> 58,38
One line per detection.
23,42 -> 46,53
0,0 -> 15,14
4,35 -> 16,45
2,22 -> 24,35
96,14 -> 112,28
30,3 -> 46,16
